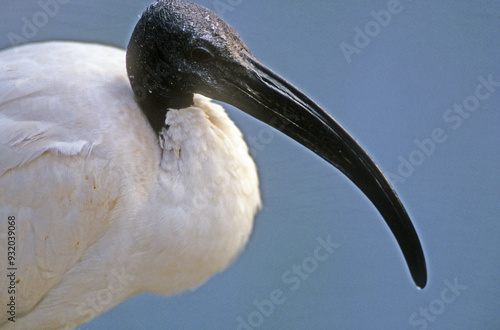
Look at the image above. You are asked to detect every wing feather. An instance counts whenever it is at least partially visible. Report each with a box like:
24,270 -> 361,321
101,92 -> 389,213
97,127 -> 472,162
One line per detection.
0,42 -> 153,321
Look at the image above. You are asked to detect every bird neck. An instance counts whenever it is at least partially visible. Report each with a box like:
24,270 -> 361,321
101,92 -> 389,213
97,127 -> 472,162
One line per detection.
134,91 -> 195,132
124,94 -> 262,296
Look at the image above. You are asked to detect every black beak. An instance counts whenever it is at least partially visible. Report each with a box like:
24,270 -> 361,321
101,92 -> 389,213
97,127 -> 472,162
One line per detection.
210,54 -> 427,288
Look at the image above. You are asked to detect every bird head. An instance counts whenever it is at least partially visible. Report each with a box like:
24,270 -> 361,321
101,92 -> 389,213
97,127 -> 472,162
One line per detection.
126,0 -> 427,288
127,0 -> 252,120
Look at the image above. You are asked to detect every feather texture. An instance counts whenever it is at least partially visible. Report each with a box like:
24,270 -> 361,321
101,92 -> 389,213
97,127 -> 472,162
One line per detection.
0,42 -> 261,329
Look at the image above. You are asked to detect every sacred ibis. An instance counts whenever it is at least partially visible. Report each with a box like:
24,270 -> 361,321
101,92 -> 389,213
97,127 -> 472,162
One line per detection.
0,0 -> 426,328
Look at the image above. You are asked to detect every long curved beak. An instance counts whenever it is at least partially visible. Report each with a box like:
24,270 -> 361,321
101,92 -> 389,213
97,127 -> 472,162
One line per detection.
209,54 -> 427,288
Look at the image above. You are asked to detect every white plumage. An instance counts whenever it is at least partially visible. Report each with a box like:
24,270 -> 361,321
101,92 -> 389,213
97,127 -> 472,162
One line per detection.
0,41 -> 260,328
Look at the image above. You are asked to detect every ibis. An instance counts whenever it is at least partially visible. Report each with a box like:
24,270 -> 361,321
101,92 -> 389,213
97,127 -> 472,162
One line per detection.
0,0 -> 426,328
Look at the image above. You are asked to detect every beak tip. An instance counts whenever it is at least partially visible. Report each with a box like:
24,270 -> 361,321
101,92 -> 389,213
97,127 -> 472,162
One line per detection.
410,255 -> 427,289
414,271 -> 427,289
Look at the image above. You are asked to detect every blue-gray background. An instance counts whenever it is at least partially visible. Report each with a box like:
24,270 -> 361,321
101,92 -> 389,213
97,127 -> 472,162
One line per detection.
1,0 -> 498,329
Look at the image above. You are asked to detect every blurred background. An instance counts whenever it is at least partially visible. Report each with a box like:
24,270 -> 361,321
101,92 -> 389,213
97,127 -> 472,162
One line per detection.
1,0 -> 499,329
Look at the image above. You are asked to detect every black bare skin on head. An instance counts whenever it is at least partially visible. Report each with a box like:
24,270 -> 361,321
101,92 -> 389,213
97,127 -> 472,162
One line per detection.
126,0 -> 252,132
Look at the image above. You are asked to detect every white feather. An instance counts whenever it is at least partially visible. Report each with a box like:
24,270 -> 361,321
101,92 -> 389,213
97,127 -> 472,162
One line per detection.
0,41 -> 261,329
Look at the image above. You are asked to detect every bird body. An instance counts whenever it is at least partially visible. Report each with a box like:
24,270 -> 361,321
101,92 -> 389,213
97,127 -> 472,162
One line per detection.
0,42 -> 260,328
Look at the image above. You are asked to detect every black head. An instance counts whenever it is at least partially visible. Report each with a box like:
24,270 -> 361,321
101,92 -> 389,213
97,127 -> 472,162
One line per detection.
126,0 -> 427,288
127,0 -> 253,131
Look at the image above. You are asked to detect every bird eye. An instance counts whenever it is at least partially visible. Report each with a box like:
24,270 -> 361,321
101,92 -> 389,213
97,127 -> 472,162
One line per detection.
190,47 -> 213,62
